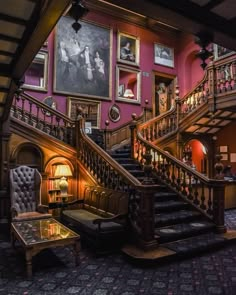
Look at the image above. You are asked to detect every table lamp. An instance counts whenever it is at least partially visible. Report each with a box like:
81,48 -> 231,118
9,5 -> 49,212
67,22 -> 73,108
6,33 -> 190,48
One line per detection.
54,164 -> 72,197
123,89 -> 134,98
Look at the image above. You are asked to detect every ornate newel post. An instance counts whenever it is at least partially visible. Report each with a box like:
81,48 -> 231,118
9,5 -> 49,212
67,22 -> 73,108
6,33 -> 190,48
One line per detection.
175,84 -> 182,159
142,146 -> 153,184
212,153 -> 226,233
135,184 -> 159,250
214,153 -> 224,180
130,113 -> 137,159
104,119 -> 109,151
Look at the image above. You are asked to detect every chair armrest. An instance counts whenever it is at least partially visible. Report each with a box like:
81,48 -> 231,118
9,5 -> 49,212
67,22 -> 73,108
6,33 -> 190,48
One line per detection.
11,207 -> 18,218
93,214 -> 127,231
38,204 -> 49,213
67,199 -> 84,206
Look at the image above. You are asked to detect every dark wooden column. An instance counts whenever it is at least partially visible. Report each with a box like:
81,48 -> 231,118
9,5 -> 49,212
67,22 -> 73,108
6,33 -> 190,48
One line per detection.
0,118 -> 12,224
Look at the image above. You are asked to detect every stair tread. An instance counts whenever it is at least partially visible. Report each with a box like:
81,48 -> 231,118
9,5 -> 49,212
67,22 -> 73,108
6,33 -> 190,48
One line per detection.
163,232 -> 226,254
155,209 -> 201,225
155,200 -> 188,209
155,220 -> 214,237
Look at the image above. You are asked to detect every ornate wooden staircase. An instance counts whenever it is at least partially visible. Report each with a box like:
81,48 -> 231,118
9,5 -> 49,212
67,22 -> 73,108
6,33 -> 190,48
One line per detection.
9,52 -> 236,260
109,145 -> 231,261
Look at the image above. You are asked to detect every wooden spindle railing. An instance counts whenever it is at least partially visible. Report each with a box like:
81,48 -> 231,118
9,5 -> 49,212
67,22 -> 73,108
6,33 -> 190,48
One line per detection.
130,119 -> 226,233
11,92 -> 76,146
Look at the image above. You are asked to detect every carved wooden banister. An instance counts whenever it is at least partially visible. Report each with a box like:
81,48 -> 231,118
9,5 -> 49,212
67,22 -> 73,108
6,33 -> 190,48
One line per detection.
131,123 -> 226,232
11,91 -> 76,146
105,112 -> 145,150
76,116 -> 141,188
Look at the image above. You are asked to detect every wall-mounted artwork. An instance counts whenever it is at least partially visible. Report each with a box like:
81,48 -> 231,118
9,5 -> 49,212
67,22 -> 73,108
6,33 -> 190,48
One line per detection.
23,51 -> 48,91
67,97 -> 101,128
54,17 -> 112,100
42,96 -> 57,116
116,65 -> 141,104
117,32 -> 140,66
109,104 -> 121,122
154,43 -> 174,68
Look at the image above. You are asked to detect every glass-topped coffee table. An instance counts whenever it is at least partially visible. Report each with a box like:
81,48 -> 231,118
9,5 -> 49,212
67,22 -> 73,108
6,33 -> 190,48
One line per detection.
11,218 -> 80,278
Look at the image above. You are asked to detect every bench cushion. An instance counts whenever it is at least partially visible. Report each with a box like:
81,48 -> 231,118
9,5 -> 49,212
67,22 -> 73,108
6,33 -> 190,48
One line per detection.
62,209 -> 124,232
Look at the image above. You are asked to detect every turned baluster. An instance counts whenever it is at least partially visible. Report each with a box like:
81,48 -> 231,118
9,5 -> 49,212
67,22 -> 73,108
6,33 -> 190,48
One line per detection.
231,61 -> 236,89
35,105 -> 41,129
20,96 -> 26,122
12,95 -> 19,118
200,184 -> 206,210
28,101 -> 33,126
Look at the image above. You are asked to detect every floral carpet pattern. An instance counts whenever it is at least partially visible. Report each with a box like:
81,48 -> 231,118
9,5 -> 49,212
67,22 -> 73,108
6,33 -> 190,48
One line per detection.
1,210 -> 236,295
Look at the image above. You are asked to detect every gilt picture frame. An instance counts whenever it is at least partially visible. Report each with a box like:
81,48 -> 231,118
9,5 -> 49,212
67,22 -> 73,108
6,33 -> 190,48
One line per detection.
54,16 -> 112,100
67,97 -> 101,128
117,31 -> 140,66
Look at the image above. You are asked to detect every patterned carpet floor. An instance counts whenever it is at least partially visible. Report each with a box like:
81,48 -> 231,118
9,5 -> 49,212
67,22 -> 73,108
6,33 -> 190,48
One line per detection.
1,209 -> 236,295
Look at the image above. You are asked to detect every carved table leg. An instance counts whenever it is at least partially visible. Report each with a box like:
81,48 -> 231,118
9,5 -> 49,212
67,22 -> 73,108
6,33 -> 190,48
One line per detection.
73,240 -> 81,266
25,250 -> 33,279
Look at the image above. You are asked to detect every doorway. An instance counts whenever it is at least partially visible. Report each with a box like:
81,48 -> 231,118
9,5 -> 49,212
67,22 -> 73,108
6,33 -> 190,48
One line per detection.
153,72 -> 175,117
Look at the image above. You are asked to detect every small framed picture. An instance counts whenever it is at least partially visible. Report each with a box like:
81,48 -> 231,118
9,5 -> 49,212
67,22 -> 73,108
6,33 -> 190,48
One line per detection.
117,31 -> 140,66
219,146 -> 228,153
109,104 -> 121,122
221,153 -> 228,161
154,43 -> 174,68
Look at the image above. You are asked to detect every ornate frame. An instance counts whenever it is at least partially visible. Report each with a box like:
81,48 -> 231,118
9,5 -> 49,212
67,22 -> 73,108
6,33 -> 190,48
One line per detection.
116,65 -> 141,104
67,97 -> 101,128
117,31 -> 140,66
54,17 -> 112,100
23,50 -> 48,91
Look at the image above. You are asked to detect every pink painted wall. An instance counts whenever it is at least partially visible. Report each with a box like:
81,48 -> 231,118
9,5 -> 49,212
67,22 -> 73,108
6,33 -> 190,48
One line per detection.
24,10 -> 204,129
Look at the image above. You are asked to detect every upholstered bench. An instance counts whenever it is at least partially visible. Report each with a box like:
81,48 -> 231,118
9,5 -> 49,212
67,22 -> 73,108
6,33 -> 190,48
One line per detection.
61,186 -> 129,254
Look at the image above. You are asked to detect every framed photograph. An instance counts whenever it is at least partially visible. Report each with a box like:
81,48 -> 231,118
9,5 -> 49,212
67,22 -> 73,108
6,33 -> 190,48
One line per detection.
230,153 -> 236,163
117,31 -> 140,66
220,146 -> 228,153
109,104 -> 121,122
67,97 -> 101,128
116,65 -> 141,104
213,44 -> 233,59
221,153 -> 228,161
154,43 -> 174,68
54,16 -> 112,100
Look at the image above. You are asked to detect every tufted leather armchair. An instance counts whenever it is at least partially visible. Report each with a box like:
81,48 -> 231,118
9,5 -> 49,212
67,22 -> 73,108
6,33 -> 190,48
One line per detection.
10,165 -> 51,221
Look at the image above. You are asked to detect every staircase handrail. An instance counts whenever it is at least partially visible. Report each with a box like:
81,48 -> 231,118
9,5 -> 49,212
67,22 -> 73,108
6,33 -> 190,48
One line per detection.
106,111 -> 145,150
11,91 -> 76,146
131,120 -> 226,232
76,116 -> 141,189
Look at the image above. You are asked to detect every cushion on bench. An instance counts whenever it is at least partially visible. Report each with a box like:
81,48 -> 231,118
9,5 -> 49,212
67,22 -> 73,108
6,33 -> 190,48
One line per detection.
62,209 -> 124,232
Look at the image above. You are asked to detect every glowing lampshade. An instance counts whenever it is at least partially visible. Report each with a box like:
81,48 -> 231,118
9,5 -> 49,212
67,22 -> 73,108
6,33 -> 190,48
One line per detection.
54,164 -> 72,196
123,89 -> 134,98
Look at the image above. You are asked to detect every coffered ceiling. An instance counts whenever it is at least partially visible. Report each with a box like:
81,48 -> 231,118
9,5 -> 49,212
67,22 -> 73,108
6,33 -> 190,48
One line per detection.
185,110 -> 236,134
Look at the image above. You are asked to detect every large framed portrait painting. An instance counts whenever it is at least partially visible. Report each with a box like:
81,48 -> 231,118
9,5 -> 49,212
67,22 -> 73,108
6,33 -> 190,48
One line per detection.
54,17 -> 112,99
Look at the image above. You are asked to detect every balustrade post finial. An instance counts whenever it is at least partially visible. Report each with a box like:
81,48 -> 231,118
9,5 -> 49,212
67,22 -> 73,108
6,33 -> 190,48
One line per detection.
214,153 -> 224,180
104,119 -> 109,151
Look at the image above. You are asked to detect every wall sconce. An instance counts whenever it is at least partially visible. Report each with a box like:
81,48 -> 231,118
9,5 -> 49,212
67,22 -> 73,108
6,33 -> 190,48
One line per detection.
54,164 -> 73,196
68,0 -> 89,33
123,89 -> 134,98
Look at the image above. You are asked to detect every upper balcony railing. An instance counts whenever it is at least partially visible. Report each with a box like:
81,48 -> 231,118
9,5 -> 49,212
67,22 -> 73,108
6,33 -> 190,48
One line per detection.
11,91 -> 76,146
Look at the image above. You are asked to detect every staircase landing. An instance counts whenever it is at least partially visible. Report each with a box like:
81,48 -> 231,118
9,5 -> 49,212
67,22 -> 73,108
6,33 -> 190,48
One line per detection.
122,230 -> 236,263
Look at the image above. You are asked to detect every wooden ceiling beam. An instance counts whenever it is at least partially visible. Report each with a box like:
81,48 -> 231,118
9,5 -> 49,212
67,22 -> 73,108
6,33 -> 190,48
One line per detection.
0,13 -> 27,26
